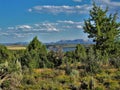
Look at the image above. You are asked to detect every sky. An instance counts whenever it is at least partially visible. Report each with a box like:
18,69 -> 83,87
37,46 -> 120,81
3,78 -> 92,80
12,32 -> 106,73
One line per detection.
0,0 -> 120,43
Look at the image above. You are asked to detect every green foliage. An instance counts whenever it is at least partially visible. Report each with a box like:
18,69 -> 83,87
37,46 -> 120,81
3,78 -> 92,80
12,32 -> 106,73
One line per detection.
0,45 -> 11,63
1,80 -> 10,89
114,42 -> 120,56
0,59 -> 23,90
27,36 -> 42,51
20,36 -> 51,69
47,48 -> 64,68
55,75 -> 72,84
75,44 -> 87,62
95,84 -> 105,90
85,47 -> 102,74
83,3 -> 120,55
65,63 -> 72,75
114,71 -> 120,79
65,51 -> 74,59
104,80 -> 119,89
109,56 -> 120,68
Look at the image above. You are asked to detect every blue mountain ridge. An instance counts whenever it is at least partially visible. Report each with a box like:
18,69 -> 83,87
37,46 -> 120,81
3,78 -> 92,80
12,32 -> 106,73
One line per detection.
0,39 -> 94,46
53,39 -> 93,44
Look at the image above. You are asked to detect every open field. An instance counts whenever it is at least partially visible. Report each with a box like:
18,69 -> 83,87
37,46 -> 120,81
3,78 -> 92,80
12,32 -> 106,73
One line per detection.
6,44 -> 77,51
7,45 -> 26,50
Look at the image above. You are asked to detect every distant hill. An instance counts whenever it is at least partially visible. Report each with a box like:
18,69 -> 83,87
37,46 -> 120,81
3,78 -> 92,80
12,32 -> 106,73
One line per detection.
0,39 -> 94,46
0,42 -> 28,46
50,39 -> 94,45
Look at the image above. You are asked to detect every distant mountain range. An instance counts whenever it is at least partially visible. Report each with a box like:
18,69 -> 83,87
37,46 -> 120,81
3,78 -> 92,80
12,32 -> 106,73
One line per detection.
0,42 -> 28,46
48,39 -> 94,45
0,39 -> 94,46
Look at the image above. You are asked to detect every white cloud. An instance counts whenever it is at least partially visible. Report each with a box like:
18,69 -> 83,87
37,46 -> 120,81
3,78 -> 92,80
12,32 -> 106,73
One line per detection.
42,23 -> 59,32
96,0 -> 120,7
76,25 -> 82,29
7,27 -> 14,30
0,32 -> 9,36
33,23 -> 59,32
58,20 -> 74,24
57,20 -> 83,24
34,24 -> 39,27
95,0 -> 120,17
14,33 -> 25,38
1,20 -> 84,38
28,8 -> 32,12
16,25 -> 32,29
5,23 -> 59,34
28,5 -> 92,14
57,20 -> 84,30
73,0 -> 82,2
15,25 -> 32,32
13,33 -> 34,38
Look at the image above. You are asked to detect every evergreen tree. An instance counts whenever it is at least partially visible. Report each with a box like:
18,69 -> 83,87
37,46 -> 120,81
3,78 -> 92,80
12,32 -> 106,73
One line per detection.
83,3 -> 120,55
0,45 -> 11,63
21,36 -> 50,69
75,44 -> 86,62
27,36 -> 42,51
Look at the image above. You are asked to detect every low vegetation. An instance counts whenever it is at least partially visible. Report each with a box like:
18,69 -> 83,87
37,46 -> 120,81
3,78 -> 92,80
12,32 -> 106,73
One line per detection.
0,3 -> 120,90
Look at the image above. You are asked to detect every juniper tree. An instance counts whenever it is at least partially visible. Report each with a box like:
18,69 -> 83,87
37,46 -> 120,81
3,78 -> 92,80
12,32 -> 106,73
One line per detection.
83,3 -> 120,55
27,36 -> 42,51
21,36 -> 50,69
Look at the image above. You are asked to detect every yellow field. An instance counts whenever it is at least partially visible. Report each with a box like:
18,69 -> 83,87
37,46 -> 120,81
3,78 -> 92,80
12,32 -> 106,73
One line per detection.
7,45 -> 26,50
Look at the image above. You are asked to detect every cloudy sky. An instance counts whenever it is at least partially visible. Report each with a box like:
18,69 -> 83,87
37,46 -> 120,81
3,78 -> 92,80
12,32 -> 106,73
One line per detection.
0,0 -> 120,43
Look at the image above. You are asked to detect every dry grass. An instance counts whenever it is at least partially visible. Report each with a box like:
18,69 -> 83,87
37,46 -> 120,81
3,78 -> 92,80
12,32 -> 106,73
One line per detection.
34,68 -> 53,73
7,45 -> 26,50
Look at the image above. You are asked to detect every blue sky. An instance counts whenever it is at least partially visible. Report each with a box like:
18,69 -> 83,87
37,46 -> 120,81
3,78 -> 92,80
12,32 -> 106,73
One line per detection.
0,0 -> 120,43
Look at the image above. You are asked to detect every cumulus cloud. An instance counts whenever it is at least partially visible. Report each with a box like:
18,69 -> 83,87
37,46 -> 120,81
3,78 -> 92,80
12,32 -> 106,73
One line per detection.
1,20 -> 84,38
13,33 -> 26,38
42,23 -> 59,32
16,25 -> 32,30
95,0 -> 120,17
5,23 -> 59,34
14,25 -> 32,32
57,20 -> 83,29
28,5 -> 92,14
13,33 -> 33,38
76,25 -> 82,29
73,0 -> 82,2
7,27 -> 14,30
57,20 -> 83,24
0,32 -> 10,36
28,8 -> 32,12
58,20 -> 74,24
96,0 -> 120,7
33,23 -> 59,32
15,21 -> 83,32
58,20 -> 83,30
